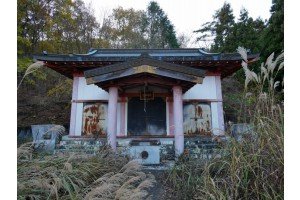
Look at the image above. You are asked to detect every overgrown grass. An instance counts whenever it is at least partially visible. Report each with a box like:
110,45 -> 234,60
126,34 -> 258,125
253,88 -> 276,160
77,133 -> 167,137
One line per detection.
165,48 -> 284,200
17,146 -> 156,199
18,147 -> 126,199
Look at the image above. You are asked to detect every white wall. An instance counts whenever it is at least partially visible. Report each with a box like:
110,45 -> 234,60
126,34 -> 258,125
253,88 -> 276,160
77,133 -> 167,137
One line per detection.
183,76 -> 225,135
77,76 -> 221,101
71,75 -> 225,136
77,77 -> 109,100
71,77 -> 124,136
183,76 -> 219,100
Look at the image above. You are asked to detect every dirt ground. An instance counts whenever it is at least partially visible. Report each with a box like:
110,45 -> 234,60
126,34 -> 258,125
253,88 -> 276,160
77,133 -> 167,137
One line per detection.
144,169 -> 176,200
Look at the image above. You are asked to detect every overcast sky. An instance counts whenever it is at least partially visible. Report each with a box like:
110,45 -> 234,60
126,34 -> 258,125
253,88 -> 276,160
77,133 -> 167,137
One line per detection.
82,0 -> 273,47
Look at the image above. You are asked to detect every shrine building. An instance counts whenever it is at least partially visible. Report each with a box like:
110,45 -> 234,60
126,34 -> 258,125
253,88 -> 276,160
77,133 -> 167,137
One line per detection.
34,48 -> 258,161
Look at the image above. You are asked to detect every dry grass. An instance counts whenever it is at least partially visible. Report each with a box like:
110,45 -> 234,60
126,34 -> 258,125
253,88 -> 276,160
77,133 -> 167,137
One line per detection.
165,48 -> 284,200
84,160 -> 156,200
17,61 -> 44,90
17,146 -> 129,199
18,148 -> 156,200
17,142 -> 34,160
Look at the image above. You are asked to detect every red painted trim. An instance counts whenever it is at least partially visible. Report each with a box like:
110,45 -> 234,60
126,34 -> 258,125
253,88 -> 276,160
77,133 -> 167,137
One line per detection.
73,71 -> 84,77
166,97 -> 173,102
119,93 -> 172,98
71,97 -> 223,103
205,71 -> 221,76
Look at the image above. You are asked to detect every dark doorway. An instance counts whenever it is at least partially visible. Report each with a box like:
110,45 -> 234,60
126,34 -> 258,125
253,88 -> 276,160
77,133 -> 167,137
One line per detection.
127,97 -> 166,136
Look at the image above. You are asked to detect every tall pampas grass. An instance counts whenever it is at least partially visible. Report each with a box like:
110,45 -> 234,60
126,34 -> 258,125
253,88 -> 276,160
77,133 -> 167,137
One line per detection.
44,125 -> 66,136
17,61 -> 44,90
17,142 -> 34,160
165,47 -> 284,199
17,147 -> 129,199
17,146 -> 156,200
84,160 -> 156,200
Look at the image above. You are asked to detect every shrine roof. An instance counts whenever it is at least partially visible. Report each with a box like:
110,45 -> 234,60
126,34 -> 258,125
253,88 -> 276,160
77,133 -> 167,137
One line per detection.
34,48 -> 259,79
84,54 -> 206,92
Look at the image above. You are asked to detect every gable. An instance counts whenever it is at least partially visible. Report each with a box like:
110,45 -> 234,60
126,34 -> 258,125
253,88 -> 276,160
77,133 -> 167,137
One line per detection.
84,55 -> 206,92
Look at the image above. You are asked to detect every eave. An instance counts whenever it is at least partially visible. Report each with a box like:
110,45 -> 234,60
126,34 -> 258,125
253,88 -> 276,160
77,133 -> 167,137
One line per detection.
84,55 -> 206,93
33,48 -> 259,79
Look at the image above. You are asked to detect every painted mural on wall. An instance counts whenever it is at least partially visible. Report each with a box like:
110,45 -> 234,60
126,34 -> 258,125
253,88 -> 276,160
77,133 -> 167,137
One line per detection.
82,103 -> 108,136
183,102 -> 212,136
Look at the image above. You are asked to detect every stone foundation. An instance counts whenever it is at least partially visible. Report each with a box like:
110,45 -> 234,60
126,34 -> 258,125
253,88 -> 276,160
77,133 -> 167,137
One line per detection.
56,136 -> 224,162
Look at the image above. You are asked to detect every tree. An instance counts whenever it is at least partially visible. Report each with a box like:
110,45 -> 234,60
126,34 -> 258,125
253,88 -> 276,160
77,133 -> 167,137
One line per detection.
17,0 -> 101,127
260,0 -> 284,59
225,8 -> 265,53
194,3 -> 266,54
17,0 -> 52,55
177,33 -> 192,48
146,1 -> 179,48
98,2 -> 180,49
194,2 -> 235,52
98,7 -> 148,48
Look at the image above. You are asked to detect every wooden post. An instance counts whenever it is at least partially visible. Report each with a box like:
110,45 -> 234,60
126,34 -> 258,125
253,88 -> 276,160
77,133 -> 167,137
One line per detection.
173,86 -> 184,156
107,87 -> 118,151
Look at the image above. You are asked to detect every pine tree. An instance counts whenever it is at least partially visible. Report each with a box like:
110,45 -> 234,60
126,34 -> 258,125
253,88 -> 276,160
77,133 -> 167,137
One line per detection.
194,2 -> 235,52
146,1 -> 179,48
261,0 -> 284,59
225,8 -> 265,53
194,3 -> 265,54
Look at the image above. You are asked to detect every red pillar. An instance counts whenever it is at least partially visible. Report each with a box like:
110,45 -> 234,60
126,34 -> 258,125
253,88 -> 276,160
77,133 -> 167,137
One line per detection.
173,86 -> 184,156
107,87 -> 118,151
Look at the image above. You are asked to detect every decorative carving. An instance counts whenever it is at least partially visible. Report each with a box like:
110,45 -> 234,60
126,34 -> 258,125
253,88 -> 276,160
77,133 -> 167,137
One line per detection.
133,65 -> 157,74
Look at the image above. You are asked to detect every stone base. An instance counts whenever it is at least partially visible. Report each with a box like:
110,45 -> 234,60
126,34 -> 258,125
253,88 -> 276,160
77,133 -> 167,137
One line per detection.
56,136 -> 225,162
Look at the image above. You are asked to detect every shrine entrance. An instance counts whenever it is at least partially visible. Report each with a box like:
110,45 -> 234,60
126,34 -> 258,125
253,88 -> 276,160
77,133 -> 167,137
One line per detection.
83,53 -> 206,153
127,97 -> 166,136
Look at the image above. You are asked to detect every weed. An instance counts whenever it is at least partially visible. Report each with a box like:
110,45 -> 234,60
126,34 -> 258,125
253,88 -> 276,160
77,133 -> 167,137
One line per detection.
165,48 -> 284,200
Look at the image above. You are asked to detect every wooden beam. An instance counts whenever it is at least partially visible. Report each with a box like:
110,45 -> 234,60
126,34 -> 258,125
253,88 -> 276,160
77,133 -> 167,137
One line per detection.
84,56 -> 206,78
86,67 -> 203,85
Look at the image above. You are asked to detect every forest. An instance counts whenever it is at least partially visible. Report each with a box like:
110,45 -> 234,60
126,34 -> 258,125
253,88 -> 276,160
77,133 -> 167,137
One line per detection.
17,1 -> 284,199
17,0 -> 283,128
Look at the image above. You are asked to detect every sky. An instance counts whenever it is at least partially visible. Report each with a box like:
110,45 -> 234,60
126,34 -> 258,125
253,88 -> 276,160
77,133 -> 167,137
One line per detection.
84,0 -> 272,47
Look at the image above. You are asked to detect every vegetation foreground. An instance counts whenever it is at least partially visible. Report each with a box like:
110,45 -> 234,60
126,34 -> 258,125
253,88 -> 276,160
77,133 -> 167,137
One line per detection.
165,49 -> 284,199
17,49 -> 284,199
17,147 -> 157,199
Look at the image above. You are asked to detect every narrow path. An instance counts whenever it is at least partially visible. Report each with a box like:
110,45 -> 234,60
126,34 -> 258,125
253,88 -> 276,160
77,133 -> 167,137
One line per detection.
143,168 -> 175,200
